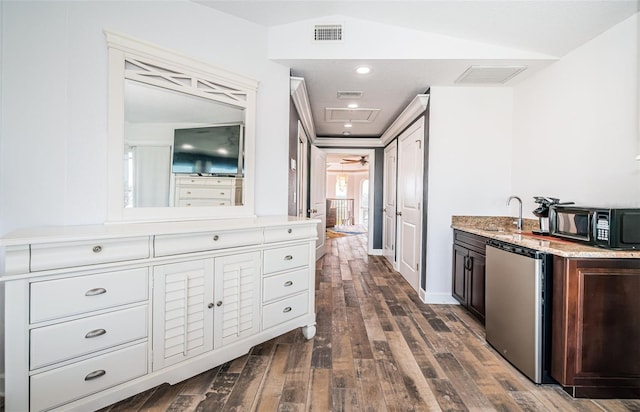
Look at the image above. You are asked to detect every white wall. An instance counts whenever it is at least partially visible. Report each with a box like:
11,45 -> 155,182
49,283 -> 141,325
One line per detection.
0,0 -> 290,235
512,13 -> 640,215
426,87 -> 513,302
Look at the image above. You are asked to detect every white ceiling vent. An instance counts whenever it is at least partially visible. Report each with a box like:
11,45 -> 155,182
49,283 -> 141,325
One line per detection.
455,65 -> 527,84
337,90 -> 363,99
314,24 -> 343,42
325,108 -> 380,123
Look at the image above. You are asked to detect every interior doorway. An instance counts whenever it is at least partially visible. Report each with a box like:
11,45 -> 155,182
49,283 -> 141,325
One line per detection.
322,148 -> 376,253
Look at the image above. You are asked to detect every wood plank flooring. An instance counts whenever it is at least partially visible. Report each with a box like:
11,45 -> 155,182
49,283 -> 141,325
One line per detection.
101,234 -> 640,412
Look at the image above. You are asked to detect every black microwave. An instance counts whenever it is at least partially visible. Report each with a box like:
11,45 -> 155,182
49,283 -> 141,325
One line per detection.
549,206 -> 640,250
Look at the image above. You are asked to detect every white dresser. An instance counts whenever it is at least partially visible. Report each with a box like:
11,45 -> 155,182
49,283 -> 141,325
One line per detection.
174,176 -> 243,207
1,217 -> 317,411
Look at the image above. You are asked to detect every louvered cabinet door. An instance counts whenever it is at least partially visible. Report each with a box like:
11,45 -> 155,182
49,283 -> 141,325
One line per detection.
152,259 -> 214,371
213,252 -> 261,348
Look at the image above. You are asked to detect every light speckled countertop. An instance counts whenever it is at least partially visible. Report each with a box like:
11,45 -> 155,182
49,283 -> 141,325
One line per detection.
451,216 -> 640,259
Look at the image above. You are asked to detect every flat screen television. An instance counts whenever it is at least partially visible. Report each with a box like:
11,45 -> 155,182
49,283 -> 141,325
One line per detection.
172,124 -> 244,175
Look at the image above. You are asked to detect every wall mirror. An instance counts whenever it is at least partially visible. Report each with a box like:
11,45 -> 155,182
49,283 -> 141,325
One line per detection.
106,31 -> 258,222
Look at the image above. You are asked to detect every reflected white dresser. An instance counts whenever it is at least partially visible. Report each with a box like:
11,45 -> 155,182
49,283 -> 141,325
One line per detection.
0,217 -> 317,411
174,176 -> 243,207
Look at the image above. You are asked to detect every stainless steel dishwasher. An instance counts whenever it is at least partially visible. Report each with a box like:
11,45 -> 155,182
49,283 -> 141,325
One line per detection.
485,239 -> 554,384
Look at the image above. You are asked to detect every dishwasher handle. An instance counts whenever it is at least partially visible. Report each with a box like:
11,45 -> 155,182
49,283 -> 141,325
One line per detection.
487,239 -> 541,259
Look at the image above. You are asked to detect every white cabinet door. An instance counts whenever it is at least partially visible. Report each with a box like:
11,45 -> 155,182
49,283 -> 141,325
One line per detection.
214,252 -> 261,348
153,259 -> 214,370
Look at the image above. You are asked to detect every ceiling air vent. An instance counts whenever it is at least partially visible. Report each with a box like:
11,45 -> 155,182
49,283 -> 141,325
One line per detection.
337,91 -> 363,99
314,24 -> 343,42
455,65 -> 527,84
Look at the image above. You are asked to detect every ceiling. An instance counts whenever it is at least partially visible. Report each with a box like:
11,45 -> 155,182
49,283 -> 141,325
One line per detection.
195,1 -> 639,139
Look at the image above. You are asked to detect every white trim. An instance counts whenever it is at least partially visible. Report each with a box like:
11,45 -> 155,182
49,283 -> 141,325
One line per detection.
421,291 -> 459,305
313,137 -> 383,148
290,77 -> 317,143
369,248 -> 383,256
380,94 -> 430,146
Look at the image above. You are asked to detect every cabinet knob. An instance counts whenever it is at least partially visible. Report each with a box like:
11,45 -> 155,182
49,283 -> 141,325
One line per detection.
187,191 -> 192,195
92,245 -> 102,253
213,235 -> 220,241
284,255 -> 293,261
284,281 -> 293,287
283,306 -> 292,313
287,228 -> 292,234
396,211 -> 403,216
216,301 -> 223,307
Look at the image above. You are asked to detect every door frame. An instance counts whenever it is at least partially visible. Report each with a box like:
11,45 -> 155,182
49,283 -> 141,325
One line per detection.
383,141 -> 398,268
321,147 -> 376,255
296,121 -> 309,217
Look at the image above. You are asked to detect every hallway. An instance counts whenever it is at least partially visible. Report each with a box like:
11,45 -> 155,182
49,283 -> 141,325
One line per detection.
101,234 -> 640,411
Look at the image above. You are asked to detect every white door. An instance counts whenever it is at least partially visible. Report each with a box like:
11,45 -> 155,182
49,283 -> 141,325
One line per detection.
213,251 -> 261,348
152,259 -> 214,370
383,142 -> 398,266
310,145 -> 327,259
397,119 -> 424,293
297,122 -> 309,217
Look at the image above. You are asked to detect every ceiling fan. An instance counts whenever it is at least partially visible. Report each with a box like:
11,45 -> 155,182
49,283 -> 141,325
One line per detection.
340,155 -> 368,166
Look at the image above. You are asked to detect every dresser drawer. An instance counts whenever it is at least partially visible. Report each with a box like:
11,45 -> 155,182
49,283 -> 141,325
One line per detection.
263,244 -> 309,274
178,187 -> 232,199
154,228 -> 262,257
263,268 -> 309,303
30,342 -> 147,412
30,268 -> 149,323
262,292 -> 309,330
179,177 -> 234,186
30,237 -> 149,272
264,225 -> 317,243
177,199 -> 230,207
30,305 -> 148,370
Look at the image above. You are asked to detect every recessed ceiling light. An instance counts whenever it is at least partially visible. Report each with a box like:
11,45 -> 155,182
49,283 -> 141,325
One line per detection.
355,66 -> 371,75
343,131 -> 351,136
347,103 -> 358,109
181,144 -> 194,150
344,123 -> 353,128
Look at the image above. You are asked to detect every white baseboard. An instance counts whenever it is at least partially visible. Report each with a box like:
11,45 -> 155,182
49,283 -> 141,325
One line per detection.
369,248 -> 383,256
420,291 -> 459,305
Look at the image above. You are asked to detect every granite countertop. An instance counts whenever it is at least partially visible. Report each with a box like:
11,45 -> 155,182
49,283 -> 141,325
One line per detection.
451,216 -> 640,259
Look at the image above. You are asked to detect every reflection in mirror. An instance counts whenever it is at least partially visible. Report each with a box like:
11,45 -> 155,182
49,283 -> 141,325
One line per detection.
124,80 -> 245,208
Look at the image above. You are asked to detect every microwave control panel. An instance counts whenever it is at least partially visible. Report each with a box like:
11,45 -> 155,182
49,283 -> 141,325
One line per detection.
595,213 -> 610,241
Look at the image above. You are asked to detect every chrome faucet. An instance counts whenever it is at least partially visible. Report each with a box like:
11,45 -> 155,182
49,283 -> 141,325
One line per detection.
507,195 -> 523,232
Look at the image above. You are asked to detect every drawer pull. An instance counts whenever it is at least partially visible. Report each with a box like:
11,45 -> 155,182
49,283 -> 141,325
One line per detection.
92,245 -> 102,253
213,235 -> 220,241
220,192 -> 225,195
84,369 -> 106,381
283,306 -> 292,313
85,288 -> 107,296
284,255 -> 293,261
85,328 -> 107,339
284,281 -> 293,287
187,191 -> 192,195
287,228 -> 293,234
216,301 -> 223,307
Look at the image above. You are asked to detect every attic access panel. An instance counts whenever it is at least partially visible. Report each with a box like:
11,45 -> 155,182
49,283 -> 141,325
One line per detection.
325,108 -> 380,123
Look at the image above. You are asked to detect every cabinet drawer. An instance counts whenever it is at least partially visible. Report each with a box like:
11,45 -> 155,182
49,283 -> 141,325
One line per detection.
178,187 -> 231,199
262,293 -> 309,330
30,342 -> 147,412
30,268 -> 149,323
30,305 -> 148,370
263,244 -> 309,274
177,199 -> 230,207
30,237 -> 149,272
454,230 -> 488,255
179,177 -> 233,186
264,225 -> 317,243
154,228 -> 262,257
263,268 -> 309,303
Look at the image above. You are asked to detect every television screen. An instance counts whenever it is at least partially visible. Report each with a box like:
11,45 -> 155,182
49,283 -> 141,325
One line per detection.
172,124 -> 243,175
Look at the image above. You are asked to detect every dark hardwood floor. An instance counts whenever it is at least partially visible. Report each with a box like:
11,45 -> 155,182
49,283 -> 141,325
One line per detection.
101,234 -> 640,412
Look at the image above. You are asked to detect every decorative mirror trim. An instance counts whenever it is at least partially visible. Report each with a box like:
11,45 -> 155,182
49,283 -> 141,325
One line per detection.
105,30 -> 258,222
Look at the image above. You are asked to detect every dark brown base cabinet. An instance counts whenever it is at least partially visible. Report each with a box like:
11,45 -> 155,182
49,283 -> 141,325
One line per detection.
452,230 -> 487,323
552,256 -> 640,398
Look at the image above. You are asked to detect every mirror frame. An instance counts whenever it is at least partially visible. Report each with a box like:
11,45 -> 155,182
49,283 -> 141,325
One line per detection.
105,30 -> 258,222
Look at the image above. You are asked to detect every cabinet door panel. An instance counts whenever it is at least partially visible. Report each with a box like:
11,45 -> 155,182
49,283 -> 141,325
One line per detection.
452,244 -> 467,304
153,259 -> 214,370
214,252 -> 261,348
468,250 -> 486,322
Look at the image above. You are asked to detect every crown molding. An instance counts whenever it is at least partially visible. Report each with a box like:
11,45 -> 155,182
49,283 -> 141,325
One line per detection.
290,77 -> 317,143
313,137 -> 383,148
380,94 -> 430,146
